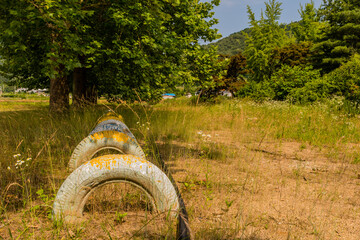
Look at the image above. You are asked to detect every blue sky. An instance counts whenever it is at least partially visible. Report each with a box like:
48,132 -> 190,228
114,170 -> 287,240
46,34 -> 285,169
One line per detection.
204,0 -> 323,42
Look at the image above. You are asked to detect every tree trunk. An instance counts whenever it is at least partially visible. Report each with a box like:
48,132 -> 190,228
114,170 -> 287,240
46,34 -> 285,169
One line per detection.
50,68 -> 70,112
72,67 -> 87,107
72,67 -> 98,107
85,84 -> 98,105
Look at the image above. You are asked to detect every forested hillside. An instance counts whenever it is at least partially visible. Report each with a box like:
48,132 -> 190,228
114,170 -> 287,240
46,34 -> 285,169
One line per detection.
204,24 -> 294,56
204,28 -> 250,56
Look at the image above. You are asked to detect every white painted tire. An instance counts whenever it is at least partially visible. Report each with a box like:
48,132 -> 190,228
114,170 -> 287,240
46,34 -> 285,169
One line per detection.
53,154 -> 179,223
90,120 -> 136,140
68,131 -> 145,171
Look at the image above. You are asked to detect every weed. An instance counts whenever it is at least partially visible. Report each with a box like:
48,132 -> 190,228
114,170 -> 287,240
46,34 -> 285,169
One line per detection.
114,212 -> 128,224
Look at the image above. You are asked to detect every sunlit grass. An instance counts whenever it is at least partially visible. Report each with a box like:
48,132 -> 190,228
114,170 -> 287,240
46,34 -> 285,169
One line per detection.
1,97 -> 360,239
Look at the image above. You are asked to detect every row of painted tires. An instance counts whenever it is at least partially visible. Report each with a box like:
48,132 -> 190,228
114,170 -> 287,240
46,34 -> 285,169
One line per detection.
52,112 -> 180,224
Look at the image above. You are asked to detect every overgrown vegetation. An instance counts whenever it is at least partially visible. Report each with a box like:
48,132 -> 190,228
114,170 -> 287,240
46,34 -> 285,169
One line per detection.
1,97 -> 360,239
1,0 -> 360,110
0,0 -> 221,111
201,0 -> 360,108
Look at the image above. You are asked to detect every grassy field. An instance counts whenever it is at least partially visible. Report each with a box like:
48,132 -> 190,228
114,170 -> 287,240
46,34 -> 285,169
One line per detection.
1,96 -> 360,239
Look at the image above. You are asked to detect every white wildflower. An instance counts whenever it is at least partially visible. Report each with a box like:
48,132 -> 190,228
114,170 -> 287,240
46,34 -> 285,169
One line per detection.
197,131 -> 203,135
207,134 -> 211,138
146,127 -> 149,130
7,166 -> 10,170
13,154 -> 21,158
15,160 -> 25,167
26,158 -> 32,161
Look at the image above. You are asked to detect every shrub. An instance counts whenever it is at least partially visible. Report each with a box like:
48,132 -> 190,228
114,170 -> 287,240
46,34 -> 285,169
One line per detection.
326,54 -> 360,106
270,65 -> 321,101
287,78 -> 334,104
237,80 -> 275,102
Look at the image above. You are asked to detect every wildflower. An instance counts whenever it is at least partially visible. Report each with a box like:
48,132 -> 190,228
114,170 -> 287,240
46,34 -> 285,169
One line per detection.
136,121 -> 140,125
146,127 -> 150,131
197,131 -> 203,135
207,134 -> 211,138
15,160 -> 25,167
7,166 -> 10,170
26,158 -> 32,161
13,154 -> 21,158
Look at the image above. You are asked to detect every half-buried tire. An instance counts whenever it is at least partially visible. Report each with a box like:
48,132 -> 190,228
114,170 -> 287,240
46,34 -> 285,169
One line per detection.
68,130 -> 145,172
53,154 -> 179,223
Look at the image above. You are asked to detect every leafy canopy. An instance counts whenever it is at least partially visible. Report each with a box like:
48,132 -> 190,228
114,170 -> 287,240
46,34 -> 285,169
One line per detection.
313,0 -> 360,72
244,0 -> 294,82
0,0 -> 221,102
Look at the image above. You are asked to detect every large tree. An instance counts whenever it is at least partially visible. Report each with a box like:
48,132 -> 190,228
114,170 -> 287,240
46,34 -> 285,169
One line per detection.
313,0 -> 360,72
0,0 -> 220,111
292,1 -> 323,43
244,0 -> 294,82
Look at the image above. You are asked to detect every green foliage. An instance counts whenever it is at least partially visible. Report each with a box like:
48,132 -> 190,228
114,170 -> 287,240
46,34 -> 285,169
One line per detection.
239,65 -> 330,104
326,54 -> 360,106
92,0 -> 221,102
226,52 -> 250,82
287,78 -> 334,104
271,65 -> 321,101
244,0 -> 295,82
313,0 -> 360,72
237,80 -> 275,102
201,51 -> 249,100
114,212 -> 128,224
292,1 -> 324,42
270,42 -> 313,71
203,28 -> 251,55
0,0 -> 221,105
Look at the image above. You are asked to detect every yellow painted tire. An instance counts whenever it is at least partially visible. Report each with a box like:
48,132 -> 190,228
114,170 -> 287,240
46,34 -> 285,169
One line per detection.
96,112 -> 124,125
90,120 -> 136,140
68,131 -> 145,171
53,154 -> 179,223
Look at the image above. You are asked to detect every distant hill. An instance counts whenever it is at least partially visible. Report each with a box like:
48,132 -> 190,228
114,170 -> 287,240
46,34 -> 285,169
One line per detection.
204,23 -> 294,56
204,28 -> 251,56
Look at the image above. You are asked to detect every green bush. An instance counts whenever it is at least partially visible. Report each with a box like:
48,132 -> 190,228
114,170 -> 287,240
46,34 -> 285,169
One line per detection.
326,54 -> 360,106
270,65 -> 321,101
287,78 -> 334,104
237,80 -> 275,102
